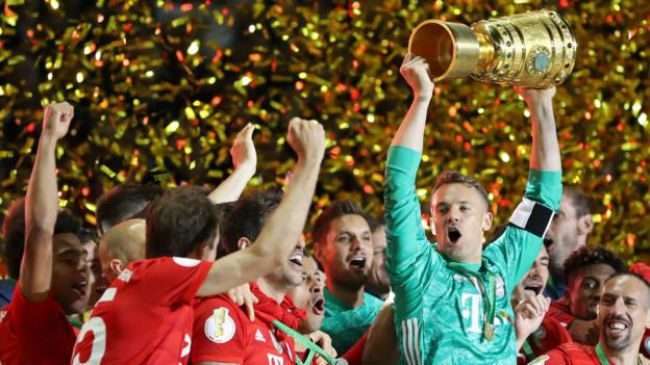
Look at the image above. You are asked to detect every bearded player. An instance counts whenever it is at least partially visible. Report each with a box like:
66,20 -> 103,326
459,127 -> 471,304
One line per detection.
384,54 -> 562,364
530,273 -> 650,365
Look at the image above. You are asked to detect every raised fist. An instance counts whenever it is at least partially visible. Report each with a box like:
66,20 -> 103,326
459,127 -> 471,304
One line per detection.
42,102 -> 74,140
287,117 -> 325,165
230,123 -> 257,174
400,53 -> 435,99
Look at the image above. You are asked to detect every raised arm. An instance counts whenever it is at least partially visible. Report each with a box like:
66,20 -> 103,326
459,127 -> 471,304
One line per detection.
20,102 -> 73,302
197,118 -> 324,296
390,54 -> 434,151
208,123 -> 256,204
385,54 -> 437,271
517,87 -> 561,172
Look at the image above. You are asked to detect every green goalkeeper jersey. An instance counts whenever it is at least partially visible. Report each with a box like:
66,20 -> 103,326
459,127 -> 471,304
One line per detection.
384,146 -> 561,365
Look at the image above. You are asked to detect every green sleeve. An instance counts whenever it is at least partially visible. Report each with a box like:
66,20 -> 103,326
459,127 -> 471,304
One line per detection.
523,169 -> 563,210
485,169 -> 562,293
384,146 -> 441,314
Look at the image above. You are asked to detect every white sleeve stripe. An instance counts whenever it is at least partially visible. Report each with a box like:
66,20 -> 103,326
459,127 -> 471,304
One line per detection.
412,319 -> 422,365
401,318 -> 421,365
509,197 -> 555,237
401,320 -> 413,365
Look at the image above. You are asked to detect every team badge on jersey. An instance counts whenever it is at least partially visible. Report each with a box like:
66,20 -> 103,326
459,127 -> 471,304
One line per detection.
495,275 -> 505,298
204,307 -> 236,343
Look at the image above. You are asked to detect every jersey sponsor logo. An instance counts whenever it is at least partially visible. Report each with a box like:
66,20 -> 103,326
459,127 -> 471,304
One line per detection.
204,307 -> 236,344
172,257 -> 201,267
495,276 -> 505,298
267,354 -> 284,365
461,293 -> 482,334
255,329 -> 266,342
534,325 -> 547,340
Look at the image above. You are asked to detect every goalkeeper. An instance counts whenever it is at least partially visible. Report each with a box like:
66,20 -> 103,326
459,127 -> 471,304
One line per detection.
384,54 -> 562,365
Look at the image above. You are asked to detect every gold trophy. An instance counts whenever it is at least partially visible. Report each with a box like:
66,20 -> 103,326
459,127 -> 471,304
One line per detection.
408,10 -> 576,87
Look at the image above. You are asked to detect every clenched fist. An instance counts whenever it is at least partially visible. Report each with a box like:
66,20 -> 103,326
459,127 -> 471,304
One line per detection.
400,53 -> 434,99
287,117 -> 325,165
42,102 -> 74,140
230,123 -> 257,174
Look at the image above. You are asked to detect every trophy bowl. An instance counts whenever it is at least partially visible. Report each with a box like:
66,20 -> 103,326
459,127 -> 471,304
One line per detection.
408,10 -> 577,88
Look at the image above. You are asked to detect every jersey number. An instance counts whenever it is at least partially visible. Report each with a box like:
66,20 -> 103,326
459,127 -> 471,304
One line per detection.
72,288 -> 116,365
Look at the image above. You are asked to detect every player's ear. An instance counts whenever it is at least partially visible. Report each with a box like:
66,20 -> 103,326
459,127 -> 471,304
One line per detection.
312,241 -> 326,264
577,214 -> 593,236
109,259 -> 124,277
482,212 -> 493,232
237,237 -> 251,250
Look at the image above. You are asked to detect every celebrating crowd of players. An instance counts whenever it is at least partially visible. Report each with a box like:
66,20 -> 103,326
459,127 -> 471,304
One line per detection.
0,54 -> 649,365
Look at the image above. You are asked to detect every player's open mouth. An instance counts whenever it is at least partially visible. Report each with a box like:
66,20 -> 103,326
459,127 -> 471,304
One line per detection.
288,253 -> 303,267
447,227 -> 462,244
312,296 -> 326,315
348,255 -> 367,270
523,278 -> 544,296
72,281 -> 88,297
605,317 -> 630,337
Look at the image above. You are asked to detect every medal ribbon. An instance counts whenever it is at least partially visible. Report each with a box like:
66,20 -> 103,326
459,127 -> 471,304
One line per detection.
595,343 -> 611,365
272,320 -> 344,365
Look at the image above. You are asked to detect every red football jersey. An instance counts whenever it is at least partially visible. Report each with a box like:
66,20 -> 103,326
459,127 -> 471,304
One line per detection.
191,295 -> 296,365
531,343 -> 607,365
547,299 -> 575,327
517,316 -> 573,364
71,257 -> 211,365
0,284 -> 77,365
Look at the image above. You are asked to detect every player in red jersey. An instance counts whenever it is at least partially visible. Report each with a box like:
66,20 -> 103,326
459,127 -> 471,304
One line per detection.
191,191 -> 313,365
0,102 -> 92,365
546,246 -> 626,344
530,272 -> 650,365
287,254 -> 400,365
512,245 -> 572,364
72,118 -> 326,365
